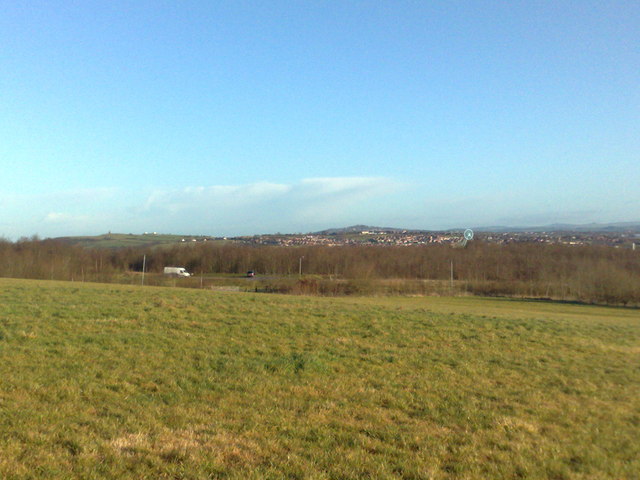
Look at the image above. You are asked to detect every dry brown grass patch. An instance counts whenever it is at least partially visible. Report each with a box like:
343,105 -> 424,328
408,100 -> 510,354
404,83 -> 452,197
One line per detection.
109,427 -> 266,468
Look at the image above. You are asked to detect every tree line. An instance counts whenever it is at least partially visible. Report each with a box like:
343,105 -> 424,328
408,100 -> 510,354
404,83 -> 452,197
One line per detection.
0,236 -> 638,305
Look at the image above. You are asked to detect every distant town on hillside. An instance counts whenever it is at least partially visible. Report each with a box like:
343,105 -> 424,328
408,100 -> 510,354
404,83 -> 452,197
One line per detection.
55,222 -> 640,250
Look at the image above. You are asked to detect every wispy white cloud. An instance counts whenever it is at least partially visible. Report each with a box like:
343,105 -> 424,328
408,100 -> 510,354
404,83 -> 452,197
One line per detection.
145,182 -> 292,213
44,212 -> 75,223
0,187 -> 119,208
5,175 -> 632,239
0,188 -> 126,238
297,177 -> 393,197
140,177 -> 401,234
290,177 -> 399,223
0,178 -> 403,238
145,177 -> 396,211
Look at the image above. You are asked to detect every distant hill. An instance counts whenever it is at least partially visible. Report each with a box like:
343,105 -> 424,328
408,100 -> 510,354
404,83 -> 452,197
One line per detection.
51,221 -> 640,249
471,222 -> 640,233
53,233 -> 227,249
317,222 -> 640,235
312,225 -> 428,235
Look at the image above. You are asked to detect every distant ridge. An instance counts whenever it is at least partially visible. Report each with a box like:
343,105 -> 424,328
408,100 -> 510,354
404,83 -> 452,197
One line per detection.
470,222 -> 640,233
51,221 -> 640,248
312,225 -> 412,235
314,222 -> 640,235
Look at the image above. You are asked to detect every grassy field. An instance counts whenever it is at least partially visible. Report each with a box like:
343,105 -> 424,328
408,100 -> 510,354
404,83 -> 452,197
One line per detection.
54,233 -> 226,249
0,279 -> 638,479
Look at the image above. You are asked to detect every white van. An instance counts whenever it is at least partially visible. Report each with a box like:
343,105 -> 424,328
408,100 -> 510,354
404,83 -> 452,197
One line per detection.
163,267 -> 191,277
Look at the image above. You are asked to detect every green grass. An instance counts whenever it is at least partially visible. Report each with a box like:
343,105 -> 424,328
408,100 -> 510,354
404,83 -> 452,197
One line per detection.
55,233 -> 226,249
0,278 -> 638,479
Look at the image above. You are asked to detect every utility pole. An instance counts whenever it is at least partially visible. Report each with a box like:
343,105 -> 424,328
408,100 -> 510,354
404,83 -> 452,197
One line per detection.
141,255 -> 146,286
450,259 -> 453,290
299,256 -> 304,276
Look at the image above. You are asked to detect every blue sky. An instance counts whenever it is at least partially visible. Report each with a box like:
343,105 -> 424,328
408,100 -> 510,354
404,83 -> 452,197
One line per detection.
1,1 -> 638,238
